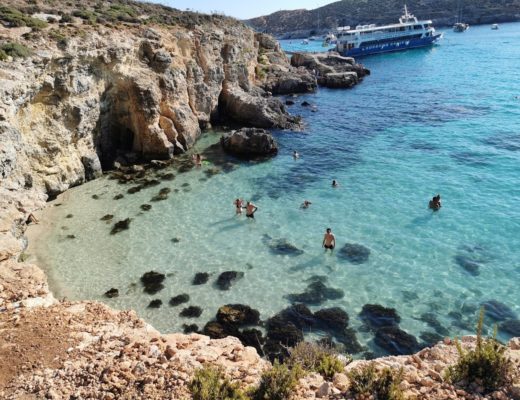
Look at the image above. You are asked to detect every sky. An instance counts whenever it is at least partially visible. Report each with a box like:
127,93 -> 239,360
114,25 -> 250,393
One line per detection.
149,1 -> 335,20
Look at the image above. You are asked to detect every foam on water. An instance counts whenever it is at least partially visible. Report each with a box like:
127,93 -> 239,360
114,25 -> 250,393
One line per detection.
29,24 -> 520,356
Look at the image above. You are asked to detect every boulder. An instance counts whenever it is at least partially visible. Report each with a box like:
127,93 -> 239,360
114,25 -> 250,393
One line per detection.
266,316 -> 304,347
81,154 -> 103,181
359,304 -> 401,330
277,304 -> 316,329
318,72 -> 359,89
110,218 -> 131,235
203,321 -> 236,339
169,294 -> 190,306
183,324 -> 199,334
216,304 -> 260,326
180,306 -> 202,318
454,254 -> 480,276
335,327 -> 364,354
104,288 -> 119,298
192,272 -> 210,285
221,128 -> 278,158
337,243 -> 371,264
216,271 -> 244,290
148,299 -> 162,308
286,281 -> 344,305
315,307 -> 349,331
481,300 -> 517,322
500,320 -> 520,336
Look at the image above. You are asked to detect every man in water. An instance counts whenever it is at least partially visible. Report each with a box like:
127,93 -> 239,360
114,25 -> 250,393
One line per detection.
332,179 -> 339,187
246,201 -> 258,219
193,153 -> 202,167
234,198 -> 244,214
293,150 -> 300,159
300,200 -> 312,209
322,228 -> 336,251
429,194 -> 442,211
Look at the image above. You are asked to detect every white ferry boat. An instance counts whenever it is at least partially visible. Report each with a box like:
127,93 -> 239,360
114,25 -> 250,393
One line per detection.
335,5 -> 442,57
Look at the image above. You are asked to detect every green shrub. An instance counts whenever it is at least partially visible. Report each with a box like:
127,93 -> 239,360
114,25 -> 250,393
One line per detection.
0,6 -> 47,28
60,13 -> 73,23
445,308 -> 514,393
254,360 -> 303,400
317,354 -> 345,380
287,341 -> 348,380
0,50 -> 7,61
0,42 -> 31,59
189,366 -> 248,400
348,363 -> 405,400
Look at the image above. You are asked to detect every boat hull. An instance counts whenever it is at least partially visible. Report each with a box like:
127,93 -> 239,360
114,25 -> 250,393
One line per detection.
339,33 -> 442,57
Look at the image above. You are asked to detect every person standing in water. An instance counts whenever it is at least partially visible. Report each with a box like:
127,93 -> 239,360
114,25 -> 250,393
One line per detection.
429,194 -> 442,211
234,198 -> 244,214
293,150 -> 300,159
246,201 -> 258,219
322,228 -> 336,251
332,180 -> 339,187
193,153 -> 202,167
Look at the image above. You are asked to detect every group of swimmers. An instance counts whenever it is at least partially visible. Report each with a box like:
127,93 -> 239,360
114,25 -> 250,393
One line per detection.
233,198 -> 258,219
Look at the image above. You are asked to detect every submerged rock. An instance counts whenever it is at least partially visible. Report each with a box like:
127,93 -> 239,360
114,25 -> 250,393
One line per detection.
359,304 -> 401,330
110,218 -> 131,234
265,316 -> 304,347
127,186 -> 142,194
140,271 -> 166,295
454,255 -> 480,276
180,306 -> 202,318
192,272 -> 209,285
203,321 -> 235,339
114,194 -> 124,200
315,307 -> 349,331
500,320 -> 520,336
267,238 -> 304,256
420,331 -> 444,346
481,300 -> 517,322
169,294 -> 190,306
418,313 -> 449,336
140,204 -> 152,211
374,326 -> 419,355
104,288 -> 119,298
171,237 -> 181,243
335,327 -> 364,354
101,214 -> 114,221
337,243 -> 371,264
221,128 -> 278,158
286,281 -> 344,305
183,324 -> 199,334
238,328 -> 265,354
275,304 -> 315,330
151,192 -> 168,202
148,299 -> 162,308
216,304 -> 260,326
216,271 -> 244,290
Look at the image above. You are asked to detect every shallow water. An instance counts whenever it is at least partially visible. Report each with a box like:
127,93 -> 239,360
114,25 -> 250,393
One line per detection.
29,24 -> 520,356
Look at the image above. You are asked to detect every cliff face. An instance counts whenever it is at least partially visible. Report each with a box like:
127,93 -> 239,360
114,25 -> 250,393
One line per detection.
246,0 -> 520,38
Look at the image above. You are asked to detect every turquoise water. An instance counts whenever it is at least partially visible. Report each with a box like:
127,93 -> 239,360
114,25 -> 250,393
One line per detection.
30,24 -> 520,356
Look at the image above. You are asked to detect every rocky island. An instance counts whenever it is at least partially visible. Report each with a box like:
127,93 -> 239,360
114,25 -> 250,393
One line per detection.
1,1 -> 519,399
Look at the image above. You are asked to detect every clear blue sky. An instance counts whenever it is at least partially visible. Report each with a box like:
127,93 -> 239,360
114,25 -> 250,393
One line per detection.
148,1 -> 334,19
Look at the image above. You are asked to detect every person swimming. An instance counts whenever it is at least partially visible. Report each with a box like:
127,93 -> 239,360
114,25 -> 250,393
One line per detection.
293,150 -> 300,159
429,194 -> 442,210
322,228 -> 336,251
246,201 -> 258,219
193,153 -> 202,167
332,179 -> 338,187
234,198 -> 244,214
300,200 -> 312,209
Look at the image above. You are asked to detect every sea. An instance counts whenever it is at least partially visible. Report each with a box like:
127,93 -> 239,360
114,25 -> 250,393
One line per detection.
28,23 -> 520,357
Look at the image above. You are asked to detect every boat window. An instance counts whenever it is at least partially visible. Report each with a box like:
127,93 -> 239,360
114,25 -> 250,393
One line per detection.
414,25 -> 422,30
400,27 -> 405,31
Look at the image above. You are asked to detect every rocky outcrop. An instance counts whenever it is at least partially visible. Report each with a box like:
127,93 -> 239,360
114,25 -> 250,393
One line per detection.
221,128 -> 278,157
291,52 -> 370,89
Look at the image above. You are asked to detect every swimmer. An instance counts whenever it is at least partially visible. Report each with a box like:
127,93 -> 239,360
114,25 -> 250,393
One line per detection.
332,179 -> 339,187
193,153 -> 202,167
234,198 -> 244,214
429,194 -> 442,211
322,228 -> 335,251
293,150 -> 300,159
300,200 -> 312,209
245,201 -> 258,219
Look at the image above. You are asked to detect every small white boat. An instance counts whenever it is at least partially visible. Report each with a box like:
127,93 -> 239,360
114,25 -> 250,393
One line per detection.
491,24 -> 499,30
453,22 -> 469,32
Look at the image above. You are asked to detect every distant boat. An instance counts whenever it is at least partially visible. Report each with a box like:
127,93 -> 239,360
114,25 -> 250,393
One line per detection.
491,24 -> 499,30
335,5 -> 442,57
453,22 -> 469,32
453,0 -> 469,32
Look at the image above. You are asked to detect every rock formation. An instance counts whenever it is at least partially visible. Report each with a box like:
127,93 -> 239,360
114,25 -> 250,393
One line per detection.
220,128 -> 278,157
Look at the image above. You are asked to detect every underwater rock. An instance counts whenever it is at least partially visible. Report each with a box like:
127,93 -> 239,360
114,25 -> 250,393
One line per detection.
454,255 -> 480,276
481,300 -> 517,322
66,214 -> 73,218
374,325 -> 419,356
159,173 -> 175,181
359,304 -> 401,330
169,294 -> 190,306
127,186 -> 142,194
151,192 -> 168,201
140,204 -> 152,211
159,187 -> 171,195
418,313 -> 450,336
216,304 -> 260,326
267,238 -> 304,256
192,272 -> 209,285
171,237 -> 181,243
110,218 -> 131,234
301,101 -> 311,107
92,194 -> 99,199
285,99 -> 295,106
66,234 -> 76,239
500,320 -> 520,336
181,183 -> 190,187
238,328 -> 265,354
420,331 -> 444,346
114,194 -> 124,200
104,288 -> 119,298
183,324 -> 199,334
315,307 -> 349,331
148,299 -> 162,308
265,315 -> 304,347
141,179 -> 161,188
216,271 -> 244,290
276,304 -> 316,329
180,306 -> 202,318
140,271 -> 166,295
101,214 -> 114,221
337,243 -> 370,264
286,281 -> 344,305
335,327 -> 364,354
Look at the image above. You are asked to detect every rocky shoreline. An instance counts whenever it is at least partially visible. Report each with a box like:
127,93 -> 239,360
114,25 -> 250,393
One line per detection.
1,1 -> 519,398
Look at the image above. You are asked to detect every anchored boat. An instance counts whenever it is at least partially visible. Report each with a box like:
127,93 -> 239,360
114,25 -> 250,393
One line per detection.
335,5 -> 442,57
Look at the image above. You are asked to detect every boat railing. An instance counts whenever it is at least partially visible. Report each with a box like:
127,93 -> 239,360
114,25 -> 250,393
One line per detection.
339,28 -> 429,42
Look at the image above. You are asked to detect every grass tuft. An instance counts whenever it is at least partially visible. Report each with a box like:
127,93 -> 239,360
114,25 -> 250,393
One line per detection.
348,363 -> 405,400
